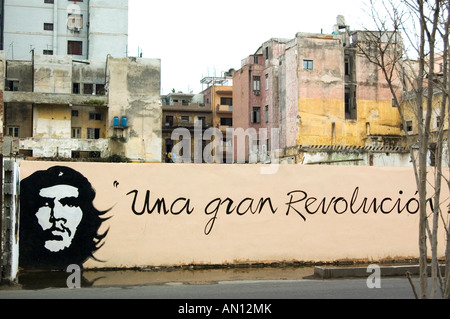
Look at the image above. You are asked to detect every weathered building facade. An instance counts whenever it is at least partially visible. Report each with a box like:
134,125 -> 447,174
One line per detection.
161,92 -> 211,162
233,17 -> 407,165
201,74 -> 234,163
3,54 -> 162,162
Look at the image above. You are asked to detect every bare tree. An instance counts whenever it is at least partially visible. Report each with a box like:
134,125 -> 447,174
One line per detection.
356,0 -> 450,298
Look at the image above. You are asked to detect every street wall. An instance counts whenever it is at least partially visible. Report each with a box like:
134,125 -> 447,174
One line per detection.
18,161 -> 449,270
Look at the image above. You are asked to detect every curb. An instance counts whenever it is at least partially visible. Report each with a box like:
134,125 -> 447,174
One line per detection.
314,264 -> 446,279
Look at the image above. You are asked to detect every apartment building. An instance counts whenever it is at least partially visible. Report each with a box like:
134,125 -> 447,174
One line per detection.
1,0 -> 128,61
161,92 -> 212,162
200,73 -> 233,163
233,16 -> 408,165
2,54 -> 162,162
0,0 -> 164,163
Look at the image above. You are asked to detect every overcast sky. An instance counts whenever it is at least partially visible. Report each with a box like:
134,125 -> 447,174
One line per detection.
128,0 -> 374,95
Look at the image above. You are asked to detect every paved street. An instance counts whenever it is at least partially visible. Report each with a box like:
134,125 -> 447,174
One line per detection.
0,276 -> 422,300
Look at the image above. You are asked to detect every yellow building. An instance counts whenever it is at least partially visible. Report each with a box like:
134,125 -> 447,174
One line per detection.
201,75 -> 234,163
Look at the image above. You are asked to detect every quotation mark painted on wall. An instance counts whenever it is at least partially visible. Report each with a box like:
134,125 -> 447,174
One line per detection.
366,264 -> 381,289
113,181 -> 120,188
66,264 -> 81,289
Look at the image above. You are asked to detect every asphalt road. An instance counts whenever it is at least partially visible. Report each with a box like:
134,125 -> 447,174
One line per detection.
0,277 -> 422,300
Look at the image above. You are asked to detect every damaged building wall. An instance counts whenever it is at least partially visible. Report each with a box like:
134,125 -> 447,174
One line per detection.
33,55 -> 72,94
107,57 -> 162,162
279,39 -> 299,150
282,31 -> 403,149
234,24 -> 405,165
293,33 -> 346,146
2,54 -> 162,161
32,104 -> 71,139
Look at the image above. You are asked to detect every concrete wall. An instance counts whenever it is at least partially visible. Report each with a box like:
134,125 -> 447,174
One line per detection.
1,160 -> 20,283
18,161 -> 449,270
34,55 -> 72,94
20,138 -> 109,158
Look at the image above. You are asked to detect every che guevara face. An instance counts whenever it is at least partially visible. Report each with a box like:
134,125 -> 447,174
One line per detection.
35,184 -> 83,253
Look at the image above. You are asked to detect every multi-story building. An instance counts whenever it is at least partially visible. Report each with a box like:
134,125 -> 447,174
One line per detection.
1,0 -> 163,163
200,73 -> 233,163
2,54 -> 162,162
1,0 -> 128,61
161,92 -> 212,162
233,16 -> 408,165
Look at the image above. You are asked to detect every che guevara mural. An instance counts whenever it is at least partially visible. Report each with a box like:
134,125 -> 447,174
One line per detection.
18,162 -> 449,271
19,166 -> 110,270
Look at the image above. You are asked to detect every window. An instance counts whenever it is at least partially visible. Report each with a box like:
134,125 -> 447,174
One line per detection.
391,98 -> 397,107
72,127 -> 81,139
253,55 -> 259,64
345,60 -> 349,76
8,127 -> 19,137
44,23 -> 54,31
406,121 -> 413,132
253,76 -> 261,95
303,59 -> 314,70
83,83 -> 93,94
43,50 -> 53,55
265,105 -> 269,123
68,40 -> 83,55
436,116 -> 442,129
220,97 -> 232,106
6,80 -> 19,91
345,86 -> 357,120
87,128 -> 100,140
44,0 -> 54,3
252,107 -> 261,124
71,110 -> 79,117
181,116 -> 190,123
265,74 -> 269,90
220,118 -> 233,126
96,84 -> 106,96
265,47 -> 269,60
165,116 -> 174,126
72,151 -> 100,159
89,112 -> 102,121
73,83 -> 80,94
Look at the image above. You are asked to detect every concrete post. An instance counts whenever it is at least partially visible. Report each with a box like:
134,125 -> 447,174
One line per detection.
1,159 -> 20,284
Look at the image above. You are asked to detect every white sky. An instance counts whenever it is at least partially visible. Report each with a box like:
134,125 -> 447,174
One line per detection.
128,0 -> 375,95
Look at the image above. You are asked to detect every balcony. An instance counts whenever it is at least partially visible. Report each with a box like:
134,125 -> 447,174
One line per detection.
216,105 -> 233,113
4,91 -> 108,106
